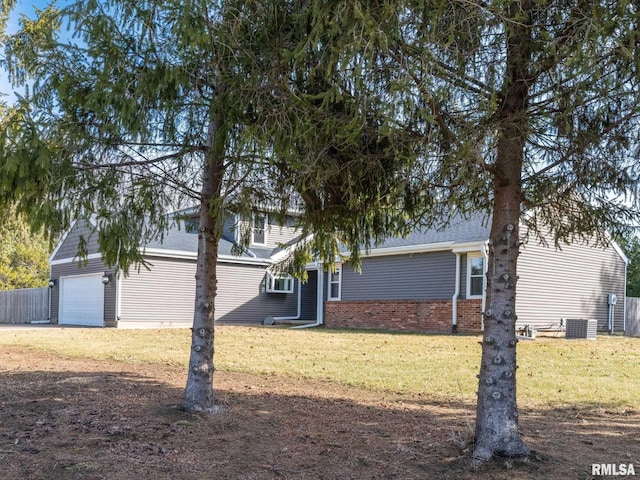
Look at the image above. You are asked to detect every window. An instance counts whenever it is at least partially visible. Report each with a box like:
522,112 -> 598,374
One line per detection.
184,219 -> 199,233
327,265 -> 342,301
467,254 -> 485,298
252,214 -> 267,246
266,273 -> 294,294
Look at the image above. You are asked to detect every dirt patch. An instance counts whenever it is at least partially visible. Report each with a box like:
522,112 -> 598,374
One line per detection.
0,346 -> 638,479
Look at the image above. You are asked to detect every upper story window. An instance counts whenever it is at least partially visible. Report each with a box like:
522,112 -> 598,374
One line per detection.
184,219 -> 199,233
252,214 -> 267,246
327,265 -> 342,301
467,254 -> 485,298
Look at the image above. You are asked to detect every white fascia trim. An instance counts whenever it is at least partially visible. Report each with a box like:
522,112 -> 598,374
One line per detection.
142,248 -> 197,260
50,252 -> 103,266
605,231 -> 630,265
339,240 -> 488,258
143,248 -> 270,266
451,242 -> 486,253
48,219 -> 79,263
341,241 -> 455,258
217,255 -> 270,266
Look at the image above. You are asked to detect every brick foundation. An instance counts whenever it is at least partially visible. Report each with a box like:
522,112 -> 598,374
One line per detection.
324,299 -> 483,334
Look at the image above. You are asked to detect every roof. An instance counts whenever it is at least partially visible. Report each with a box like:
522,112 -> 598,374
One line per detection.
143,226 -> 253,258
143,213 -> 493,263
141,218 -> 283,263
371,213 -> 491,250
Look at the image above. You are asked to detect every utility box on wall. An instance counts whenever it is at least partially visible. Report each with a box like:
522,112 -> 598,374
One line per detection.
565,319 -> 597,340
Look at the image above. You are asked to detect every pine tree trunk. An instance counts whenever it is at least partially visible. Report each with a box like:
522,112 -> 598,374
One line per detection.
472,0 -> 532,461
180,103 -> 226,413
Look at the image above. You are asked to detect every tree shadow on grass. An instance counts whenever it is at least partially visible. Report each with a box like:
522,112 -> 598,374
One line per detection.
0,368 -> 638,480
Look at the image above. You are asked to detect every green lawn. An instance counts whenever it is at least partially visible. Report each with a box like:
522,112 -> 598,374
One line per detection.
1,326 -> 638,407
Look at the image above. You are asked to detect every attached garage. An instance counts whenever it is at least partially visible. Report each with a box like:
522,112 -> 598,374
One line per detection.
59,274 -> 105,326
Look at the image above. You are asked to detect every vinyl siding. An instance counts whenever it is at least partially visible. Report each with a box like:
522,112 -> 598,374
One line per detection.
118,256 -> 298,326
340,251 -> 457,301
216,263 -> 298,324
516,232 -> 626,332
235,215 -> 300,249
50,257 -> 117,327
119,257 -> 196,326
53,219 -> 100,260
265,218 -> 299,250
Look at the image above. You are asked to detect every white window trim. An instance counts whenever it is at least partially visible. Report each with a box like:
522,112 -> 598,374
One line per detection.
327,264 -> 342,301
466,253 -> 485,299
266,272 -> 294,294
251,214 -> 268,247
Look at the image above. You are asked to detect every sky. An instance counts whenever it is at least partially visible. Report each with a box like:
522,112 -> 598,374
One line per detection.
1,0 -> 68,104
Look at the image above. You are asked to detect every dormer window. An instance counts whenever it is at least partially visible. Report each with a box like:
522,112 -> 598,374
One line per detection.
252,214 -> 267,246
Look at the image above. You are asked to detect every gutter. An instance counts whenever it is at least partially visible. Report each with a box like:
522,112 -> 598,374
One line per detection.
115,271 -> 122,327
451,252 -> 462,333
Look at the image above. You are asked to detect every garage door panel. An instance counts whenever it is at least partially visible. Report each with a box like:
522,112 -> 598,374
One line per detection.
60,275 -> 104,326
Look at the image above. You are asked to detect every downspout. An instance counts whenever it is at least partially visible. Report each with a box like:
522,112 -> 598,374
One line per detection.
481,241 -> 489,331
48,264 -> 53,324
115,271 -> 122,327
273,279 -> 302,321
452,252 -> 461,333
623,261 -> 628,334
293,267 -> 324,329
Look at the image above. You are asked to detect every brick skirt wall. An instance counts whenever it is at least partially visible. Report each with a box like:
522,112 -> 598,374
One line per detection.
324,299 -> 483,333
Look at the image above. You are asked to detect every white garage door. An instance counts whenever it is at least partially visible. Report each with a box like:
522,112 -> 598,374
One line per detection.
59,274 -> 104,326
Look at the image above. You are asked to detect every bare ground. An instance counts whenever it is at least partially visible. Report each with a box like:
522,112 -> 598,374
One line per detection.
0,347 -> 638,479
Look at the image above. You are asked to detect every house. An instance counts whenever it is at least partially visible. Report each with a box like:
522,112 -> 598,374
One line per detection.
322,214 -> 628,334
48,212 -> 628,334
48,212 -> 316,328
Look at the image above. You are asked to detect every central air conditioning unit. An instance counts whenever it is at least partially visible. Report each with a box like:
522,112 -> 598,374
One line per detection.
565,319 -> 597,340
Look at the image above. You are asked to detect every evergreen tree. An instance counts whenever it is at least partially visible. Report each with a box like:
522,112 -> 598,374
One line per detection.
0,0 -> 273,412
250,0 -> 640,461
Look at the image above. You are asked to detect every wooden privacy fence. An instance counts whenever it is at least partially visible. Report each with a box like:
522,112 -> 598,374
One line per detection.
626,297 -> 640,337
0,287 -> 49,324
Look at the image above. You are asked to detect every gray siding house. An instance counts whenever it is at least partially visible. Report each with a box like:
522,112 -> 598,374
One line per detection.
49,212 -> 628,334
49,213 -> 310,328
323,214 -> 628,334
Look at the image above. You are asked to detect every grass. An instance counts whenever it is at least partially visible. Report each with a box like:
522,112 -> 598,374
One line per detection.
1,326 -> 639,407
